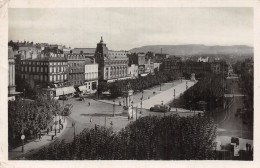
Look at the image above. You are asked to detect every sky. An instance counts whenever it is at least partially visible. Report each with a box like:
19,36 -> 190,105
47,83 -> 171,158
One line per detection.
8,8 -> 253,50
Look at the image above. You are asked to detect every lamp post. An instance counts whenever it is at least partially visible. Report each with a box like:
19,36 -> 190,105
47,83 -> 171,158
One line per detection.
23,88 -> 25,98
174,89 -> 176,111
73,122 -> 76,141
140,90 -> 143,114
136,106 -> 138,121
113,99 -> 115,117
21,134 -> 25,152
105,116 -> 107,128
131,101 -> 134,119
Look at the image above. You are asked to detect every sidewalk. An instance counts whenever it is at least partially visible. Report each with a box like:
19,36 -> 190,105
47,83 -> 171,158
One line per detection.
97,80 -> 197,111
9,115 -> 68,160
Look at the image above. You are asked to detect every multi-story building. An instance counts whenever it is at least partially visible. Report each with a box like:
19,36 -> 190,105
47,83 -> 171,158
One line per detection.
19,57 -> 68,88
65,53 -> 85,86
72,48 -> 96,59
83,59 -> 99,93
8,47 -> 21,100
95,37 -> 130,83
127,64 -> 139,79
128,52 -> 145,66
210,60 -> 228,74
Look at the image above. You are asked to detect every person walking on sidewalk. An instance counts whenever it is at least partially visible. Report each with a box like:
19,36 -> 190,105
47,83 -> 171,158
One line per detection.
47,128 -> 49,135
88,102 -> 91,106
38,133 -> 42,141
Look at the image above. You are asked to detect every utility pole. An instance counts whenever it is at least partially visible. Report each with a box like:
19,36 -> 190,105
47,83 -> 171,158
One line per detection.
174,89 -> 176,111
140,90 -> 143,114
105,116 -> 107,128
73,123 -> 76,141
136,106 -> 138,121
113,99 -> 115,117
131,101 -> 134,119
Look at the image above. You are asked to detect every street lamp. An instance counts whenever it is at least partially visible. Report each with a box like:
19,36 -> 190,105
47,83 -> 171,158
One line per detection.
73,122 -> 76,141
174,89 -> 177,111
113,99 -> 115,117
140,90 -> 143,114
131,101 -> 134,119
21,134 -> 25,152
136,106 -> 138,120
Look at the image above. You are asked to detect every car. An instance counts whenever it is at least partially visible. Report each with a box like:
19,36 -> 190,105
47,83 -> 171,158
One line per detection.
59,95 -> 68,100
150,104 -> 171,112
62,104 -> 73,116
73,92 -> 80,98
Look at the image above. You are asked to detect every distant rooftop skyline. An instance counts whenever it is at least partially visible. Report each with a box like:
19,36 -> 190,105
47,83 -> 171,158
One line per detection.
9,8 -> 253,50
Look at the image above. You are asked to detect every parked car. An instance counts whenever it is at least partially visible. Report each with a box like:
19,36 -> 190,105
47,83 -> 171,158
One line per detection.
73,92 -> 80,98
59,95 -> 68,100
150,104 -> 171,112
62,104 -> 73,116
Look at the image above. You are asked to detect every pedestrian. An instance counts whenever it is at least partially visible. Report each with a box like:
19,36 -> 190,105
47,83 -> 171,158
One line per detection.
246,143 -> 249,152
39,133 -> 42,141
119,101 -> 121,106
88,102 -> 90,106
47,128 -> 49,135
128,115 -> 130,121
50,125 -> 52,131
110,121 -> 113,126
61,123 -> 63,129
249,144 -> 252,154
148,96 -> 150,99
90,118 -> 92,123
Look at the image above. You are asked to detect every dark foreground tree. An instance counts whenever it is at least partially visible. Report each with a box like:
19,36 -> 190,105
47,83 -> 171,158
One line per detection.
29,114 -> 217,160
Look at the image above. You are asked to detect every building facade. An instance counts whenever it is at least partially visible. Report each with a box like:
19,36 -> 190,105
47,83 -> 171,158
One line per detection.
84,59 -> 99,92
65,53 -> 85,86
127,64 -> 139,78
19,57 -> 68,88
8,47 -> 20,100
95,37 -> 130,82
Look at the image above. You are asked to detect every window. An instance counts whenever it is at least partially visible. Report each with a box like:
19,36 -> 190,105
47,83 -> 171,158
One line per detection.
65,74 -> 67,80
57,75 -> 60,81
50,75 -> 52,82
50,67 -> 52,73
53,75 -> 56,81
37,67 -> 39,72
29,67 -> 31,72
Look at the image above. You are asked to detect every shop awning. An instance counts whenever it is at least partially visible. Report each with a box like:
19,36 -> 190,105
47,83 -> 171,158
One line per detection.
78,85 -> 88,91
56,86 -> 76,96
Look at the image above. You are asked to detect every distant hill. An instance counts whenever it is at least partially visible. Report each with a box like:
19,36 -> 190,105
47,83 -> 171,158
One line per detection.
129,45 -> 253,56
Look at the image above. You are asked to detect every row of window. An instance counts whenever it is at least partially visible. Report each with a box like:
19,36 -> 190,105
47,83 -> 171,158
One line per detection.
21,74 -> 48,82
105,61 -> 128,65
85,72 -> 98,80
21,61 -> 67,66
69,62 -> 85,67
50,74 -> 67,82
66,55 -> 85,60
50,66 -> 66,73
69,74 -> 84,80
